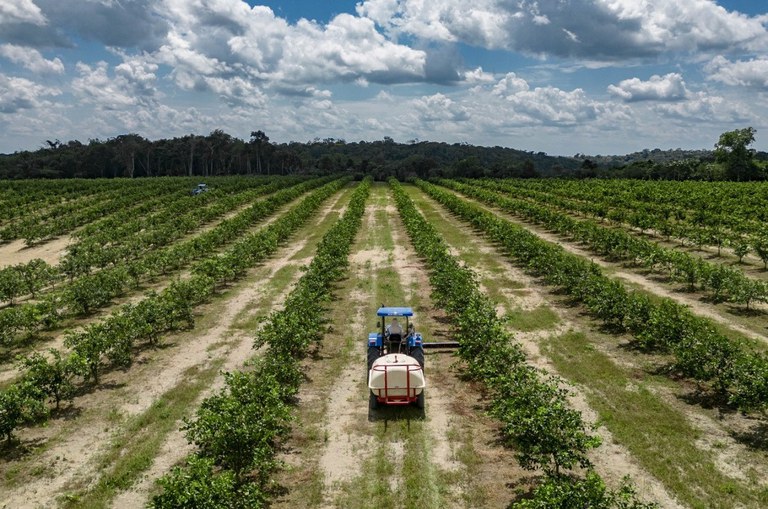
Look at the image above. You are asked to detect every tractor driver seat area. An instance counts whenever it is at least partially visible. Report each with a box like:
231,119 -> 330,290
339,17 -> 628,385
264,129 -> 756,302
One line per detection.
387,333 -> 403,353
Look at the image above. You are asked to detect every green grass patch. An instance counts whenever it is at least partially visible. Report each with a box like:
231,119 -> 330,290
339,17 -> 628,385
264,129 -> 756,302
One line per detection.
60,363 -> 223,509
289,186 -> 354,261
506,304 -> 560,332
402,422 -> 442,508
336,435 -> 397,509
543,331 -> 766,509
232,263 -> 301,331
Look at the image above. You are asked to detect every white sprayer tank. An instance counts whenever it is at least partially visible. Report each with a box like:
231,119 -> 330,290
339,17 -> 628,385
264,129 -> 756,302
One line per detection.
368,353 -> 425,402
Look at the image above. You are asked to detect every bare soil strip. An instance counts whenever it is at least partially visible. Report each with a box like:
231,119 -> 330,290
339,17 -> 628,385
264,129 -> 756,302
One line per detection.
0,188 -> 351,509
0,236 -> 71,268
413,184 -> 768,507
447,187 -> 768,346
406,186 -> 683,508
272,184 -> 526,509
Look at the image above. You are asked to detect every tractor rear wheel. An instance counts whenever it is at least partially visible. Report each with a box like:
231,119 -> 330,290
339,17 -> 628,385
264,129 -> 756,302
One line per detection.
369,391 -> 379,410
367,346 -> 380,381
410,346 -> 425,369
415,390 -> 425,409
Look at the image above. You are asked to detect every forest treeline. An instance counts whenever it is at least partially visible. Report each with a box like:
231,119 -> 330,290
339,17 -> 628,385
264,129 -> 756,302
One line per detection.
0,128 -> 765,181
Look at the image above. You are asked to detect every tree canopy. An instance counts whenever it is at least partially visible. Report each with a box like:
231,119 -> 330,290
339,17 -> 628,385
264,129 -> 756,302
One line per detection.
714,127 -> 759,181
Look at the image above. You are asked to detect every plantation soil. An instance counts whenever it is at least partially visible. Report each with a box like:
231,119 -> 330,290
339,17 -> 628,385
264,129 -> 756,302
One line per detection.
0,236 -> 70,268
0,190 -> 348,509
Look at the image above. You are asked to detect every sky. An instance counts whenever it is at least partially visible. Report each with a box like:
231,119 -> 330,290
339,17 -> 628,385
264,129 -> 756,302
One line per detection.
1,1 -> 767,156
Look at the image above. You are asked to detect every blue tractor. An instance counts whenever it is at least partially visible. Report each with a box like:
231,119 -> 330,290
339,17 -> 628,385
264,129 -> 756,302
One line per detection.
367,306 -> 425,409
191,183 -> 209,196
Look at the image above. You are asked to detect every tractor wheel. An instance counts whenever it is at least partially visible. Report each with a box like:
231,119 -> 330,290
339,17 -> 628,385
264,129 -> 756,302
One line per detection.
367,346 -> 380,381
415,390 -> 425,409
410,347 -> 425,369
369,391 -> 379,410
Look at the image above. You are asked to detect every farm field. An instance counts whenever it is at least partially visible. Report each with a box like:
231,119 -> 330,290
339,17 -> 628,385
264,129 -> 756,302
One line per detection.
1,177 -> 767,508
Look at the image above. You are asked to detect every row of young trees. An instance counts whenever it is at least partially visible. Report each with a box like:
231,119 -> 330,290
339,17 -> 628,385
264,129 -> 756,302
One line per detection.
0,178 -> 350,445
419,179 -> 768,413
390,179 -> 655,507
0,178 -> 130,223
446,179 -> 768,308
0,178 -> 287,306
0,178 -> 334,346
497,177 -> 768,247
151,179 -> 371,507
0,179 -> 185,244
62,177 -> 299,277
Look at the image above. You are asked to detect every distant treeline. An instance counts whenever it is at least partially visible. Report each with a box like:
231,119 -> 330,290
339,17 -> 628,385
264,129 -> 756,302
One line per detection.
0,131 -> 580,180
1,130 -> 765,180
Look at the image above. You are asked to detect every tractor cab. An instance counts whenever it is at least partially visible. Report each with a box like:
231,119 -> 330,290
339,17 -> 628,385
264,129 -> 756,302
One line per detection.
368,306 -> 422,355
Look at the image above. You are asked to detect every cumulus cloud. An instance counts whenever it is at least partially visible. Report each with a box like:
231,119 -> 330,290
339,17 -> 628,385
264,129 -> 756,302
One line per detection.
33,0 -> 169,49
0,0 -> 46,25
155,1 -> 426,93
608,73 -> 689,101
493,72 -> 530,96
0,44 -> 64,74
0,74 -> 61,114
653,92 -> 723,120
412,93 -> 470,122
278,14 -> 425,84
356,0 -> 768,60
485,73 -> 604,126
705,56 -> 768,88
72,59 -> 159,110
404,73 -> 604,132
463,66 -> 495,84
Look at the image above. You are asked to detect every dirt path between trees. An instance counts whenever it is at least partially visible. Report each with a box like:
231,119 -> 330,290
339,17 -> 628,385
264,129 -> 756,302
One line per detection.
0,236 -> 71,268
0,190 -> 350,509
408,187 -> 684,508
448,188 -> 768,345
273,184 -> 527,509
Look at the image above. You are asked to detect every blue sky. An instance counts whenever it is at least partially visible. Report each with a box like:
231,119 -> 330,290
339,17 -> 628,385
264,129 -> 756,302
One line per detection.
1,0 -> 767,156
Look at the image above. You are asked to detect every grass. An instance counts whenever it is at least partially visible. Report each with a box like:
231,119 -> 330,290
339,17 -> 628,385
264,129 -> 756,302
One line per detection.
1,186 -> 357,507
59,363 -> 223,509
336,436 -> 397,509
543,330 -> 768,509
506,304 -> 560,332
274,183 -> 477,508
404,184 -> 559,327
232,263 -> 300,331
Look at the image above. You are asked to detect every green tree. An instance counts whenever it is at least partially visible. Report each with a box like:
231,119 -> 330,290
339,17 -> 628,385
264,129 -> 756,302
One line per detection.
18,350 -> 77,410
714,127 -> 758,181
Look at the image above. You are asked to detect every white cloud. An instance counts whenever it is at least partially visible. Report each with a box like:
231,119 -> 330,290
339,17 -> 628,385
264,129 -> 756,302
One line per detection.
608,73 -> 689,101
356,0 -> 768,60
412,93 -> 469,122
277,14 -> 425,84
652,91 -> 753,123
0,74 -> 60,113
463,66 -> 495,84
705,56 -> 768,88
0,44 -> 64,73
0,0 -> 46,25
72,60 -> 158,110
203,76 -> 268,107
155,1 -> 426,94
493,72 -> 530,96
